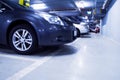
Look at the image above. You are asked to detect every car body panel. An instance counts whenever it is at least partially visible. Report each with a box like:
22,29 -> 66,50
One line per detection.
0,0 -> 78,47
73,22 -> 89,35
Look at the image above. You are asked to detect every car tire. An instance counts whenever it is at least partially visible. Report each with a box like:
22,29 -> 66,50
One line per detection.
76,28 -> 80,37
9,24 -> 38,54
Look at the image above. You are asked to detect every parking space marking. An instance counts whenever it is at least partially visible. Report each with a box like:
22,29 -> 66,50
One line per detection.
0,53 -> 36,62
5,49 -> 61,80
6,57 -> 52,80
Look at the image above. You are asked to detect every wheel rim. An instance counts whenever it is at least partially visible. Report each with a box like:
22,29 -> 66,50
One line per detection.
12,29 -> 33,51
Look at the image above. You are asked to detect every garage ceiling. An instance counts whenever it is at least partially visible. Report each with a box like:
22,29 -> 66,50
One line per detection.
31,0 -> 112,21
74,0 -> 112,20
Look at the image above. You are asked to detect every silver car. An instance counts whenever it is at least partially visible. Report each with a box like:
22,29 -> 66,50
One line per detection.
74,22 -> 89,35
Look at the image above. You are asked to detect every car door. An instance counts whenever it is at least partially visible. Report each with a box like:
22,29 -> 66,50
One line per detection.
0,1 -> 13,44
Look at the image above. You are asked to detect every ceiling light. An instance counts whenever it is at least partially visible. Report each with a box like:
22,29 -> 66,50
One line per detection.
87,11 -> 92,15
75,1 -> 84,8
75,1 -> 94,8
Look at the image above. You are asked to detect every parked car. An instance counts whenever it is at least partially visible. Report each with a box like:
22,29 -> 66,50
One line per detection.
73,22 -> 89,35
0,0 -> 79,54
89,22 -> 100,33
89,26 -> 100,33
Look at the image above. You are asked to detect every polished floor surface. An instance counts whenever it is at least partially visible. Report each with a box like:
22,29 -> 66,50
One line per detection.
0,34 -> 120,80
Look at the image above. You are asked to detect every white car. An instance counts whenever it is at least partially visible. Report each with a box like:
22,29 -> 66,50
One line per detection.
74,22 -> 89,35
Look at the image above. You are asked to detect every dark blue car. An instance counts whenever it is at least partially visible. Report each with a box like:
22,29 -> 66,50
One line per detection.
0,0 -> 79,54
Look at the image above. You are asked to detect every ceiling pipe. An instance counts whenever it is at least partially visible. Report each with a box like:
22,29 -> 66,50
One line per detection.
102,0 -> 112,9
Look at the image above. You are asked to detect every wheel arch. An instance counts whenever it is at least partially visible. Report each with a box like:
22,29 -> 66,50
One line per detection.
7,20 -> 38,45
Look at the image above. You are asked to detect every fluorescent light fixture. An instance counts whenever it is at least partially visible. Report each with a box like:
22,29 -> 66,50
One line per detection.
75,1 -> 84,8
75,1 -> 93,8
87,11 -> 92,15
31,3 -> 48,10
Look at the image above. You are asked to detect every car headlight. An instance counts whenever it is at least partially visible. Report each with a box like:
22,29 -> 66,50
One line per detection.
38,12 -> 64,26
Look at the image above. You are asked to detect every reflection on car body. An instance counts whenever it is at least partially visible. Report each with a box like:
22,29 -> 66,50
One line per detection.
0,0 -> 79,54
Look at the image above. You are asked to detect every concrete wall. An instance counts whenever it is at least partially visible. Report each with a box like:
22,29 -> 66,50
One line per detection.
102,0 -> 120,43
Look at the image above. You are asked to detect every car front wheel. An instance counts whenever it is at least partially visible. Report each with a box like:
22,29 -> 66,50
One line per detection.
9,24 -> 38,54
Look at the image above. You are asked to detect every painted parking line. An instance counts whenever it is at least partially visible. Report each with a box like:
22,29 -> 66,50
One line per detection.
5,49 -> 61,80
6,57 -> 51,80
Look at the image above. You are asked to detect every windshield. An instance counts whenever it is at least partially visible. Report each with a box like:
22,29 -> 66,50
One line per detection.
6,0 -> 77,11
6,0 -> 49,11
30,0 -> 77,12
30,0 -> 49,11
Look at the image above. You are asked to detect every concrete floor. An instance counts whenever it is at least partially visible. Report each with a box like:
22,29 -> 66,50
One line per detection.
0,34 -> 120,80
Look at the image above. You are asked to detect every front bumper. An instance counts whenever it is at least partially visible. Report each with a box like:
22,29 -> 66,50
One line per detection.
37,24 -> 79,46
